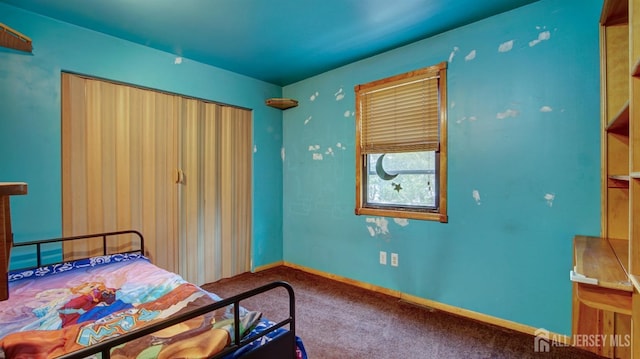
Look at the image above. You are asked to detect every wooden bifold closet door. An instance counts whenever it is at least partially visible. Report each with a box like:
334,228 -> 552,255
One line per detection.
61,73 -> 251,285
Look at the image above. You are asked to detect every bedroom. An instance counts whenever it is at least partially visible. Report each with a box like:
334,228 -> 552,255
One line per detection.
1,0 -> 634,357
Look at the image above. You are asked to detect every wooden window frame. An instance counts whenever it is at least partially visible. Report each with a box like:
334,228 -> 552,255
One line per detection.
354,62 -> 448,222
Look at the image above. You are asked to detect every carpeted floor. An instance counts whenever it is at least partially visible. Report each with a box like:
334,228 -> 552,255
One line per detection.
201,266 -> 604,359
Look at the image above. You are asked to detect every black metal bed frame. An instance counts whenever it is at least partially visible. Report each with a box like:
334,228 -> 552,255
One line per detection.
10,230 -> 298,359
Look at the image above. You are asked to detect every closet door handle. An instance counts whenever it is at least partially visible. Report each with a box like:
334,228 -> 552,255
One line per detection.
176,169 -> 185,184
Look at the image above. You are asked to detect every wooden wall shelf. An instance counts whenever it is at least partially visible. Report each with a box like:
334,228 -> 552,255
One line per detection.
266,98 -> 298,110
0,23 -> 32,53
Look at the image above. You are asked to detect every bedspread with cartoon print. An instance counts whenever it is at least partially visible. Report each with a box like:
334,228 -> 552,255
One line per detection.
0,254 -> 262,359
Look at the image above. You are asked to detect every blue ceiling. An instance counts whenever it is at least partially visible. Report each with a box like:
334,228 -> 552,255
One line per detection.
1,0 -> 539,86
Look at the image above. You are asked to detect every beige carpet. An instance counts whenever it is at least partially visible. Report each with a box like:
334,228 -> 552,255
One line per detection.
201,266 -> 605,359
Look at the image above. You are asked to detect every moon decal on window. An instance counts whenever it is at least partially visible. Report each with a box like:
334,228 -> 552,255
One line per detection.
375,154 -> 399,181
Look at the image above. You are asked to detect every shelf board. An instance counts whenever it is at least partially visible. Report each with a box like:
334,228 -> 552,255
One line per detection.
600,0 -> 628,25
630,172 -> 640,179
575,282 -> 632,315
573,235 -> 633,292
632,57 -> 640,77
630,274 -> 640,292
606,101 -> 630,134
608,175 -> 630,188
265,98 -> 298,110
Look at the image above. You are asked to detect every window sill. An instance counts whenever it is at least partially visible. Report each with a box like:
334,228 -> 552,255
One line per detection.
355,207 -> 447,222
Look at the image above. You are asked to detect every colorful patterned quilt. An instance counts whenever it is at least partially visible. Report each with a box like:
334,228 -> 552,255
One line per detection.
0,254 -> 293,359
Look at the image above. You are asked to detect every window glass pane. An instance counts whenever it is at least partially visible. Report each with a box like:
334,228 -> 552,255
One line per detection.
366,151 -> 436,208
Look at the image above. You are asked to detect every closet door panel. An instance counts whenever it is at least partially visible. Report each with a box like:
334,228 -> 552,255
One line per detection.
220,106 -> 252,278
179,102 -> 252,285
62,74 -> 179,271
201,102 -> 221,284
179,98 -> 204,284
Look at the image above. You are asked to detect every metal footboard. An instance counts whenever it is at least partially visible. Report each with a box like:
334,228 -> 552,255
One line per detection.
56,280 -> 296,359
10,230 -> 297,359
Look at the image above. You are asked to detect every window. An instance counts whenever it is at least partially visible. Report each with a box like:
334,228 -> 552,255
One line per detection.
355,62 -> 448,222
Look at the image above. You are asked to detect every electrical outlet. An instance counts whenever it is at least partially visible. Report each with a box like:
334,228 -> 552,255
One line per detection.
391,253 -> 398,267
379,251 -> 387,265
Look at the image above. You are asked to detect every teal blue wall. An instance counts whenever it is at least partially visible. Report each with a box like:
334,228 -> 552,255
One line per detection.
282,0 -> 601,335
1,0 -> 603,337
0,3 -> 284,269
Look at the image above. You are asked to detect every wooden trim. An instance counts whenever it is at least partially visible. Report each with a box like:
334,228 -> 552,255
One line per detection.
600,24 -> 609,239
630,274 -> 640,292
633,293 -> 640,359
0,196 -> 10,301
575,283 -> 632,315
253,260 -> 284,272
355,206 -> 446,222
0,182 -> 27,196
438,66 -> 448,222
355,62 -> 447,92
282,261 -> 569,344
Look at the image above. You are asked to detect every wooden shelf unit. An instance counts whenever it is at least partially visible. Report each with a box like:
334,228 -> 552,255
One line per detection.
570,1 -> 640,358
0,182 -> 27,301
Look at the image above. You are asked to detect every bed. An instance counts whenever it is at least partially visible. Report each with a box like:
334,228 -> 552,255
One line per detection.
0,230 -> 307,359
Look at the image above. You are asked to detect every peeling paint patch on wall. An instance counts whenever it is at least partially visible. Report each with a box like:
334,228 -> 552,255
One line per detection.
325,147 -> 334,156
343,110 -> 354,117
465,50 -> 476,61
498,40 -> 514,52
174,57 -> 183,64
530,30 -> 551,47
366,217 -> 389,237
544,193 -> 555,207
496,109 -> 519,119
472,189 -> 481,205
281,147 -> 285,161
306,143 -> 346,161
448,46 -> 459,62
456,115 -> 478,124
334,88 -> 344,101
393,218 -> 409,227
304,116 -> 312,124
540,106 -> 553,112
254,145 -> 258,153
310,91 -> 319,101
